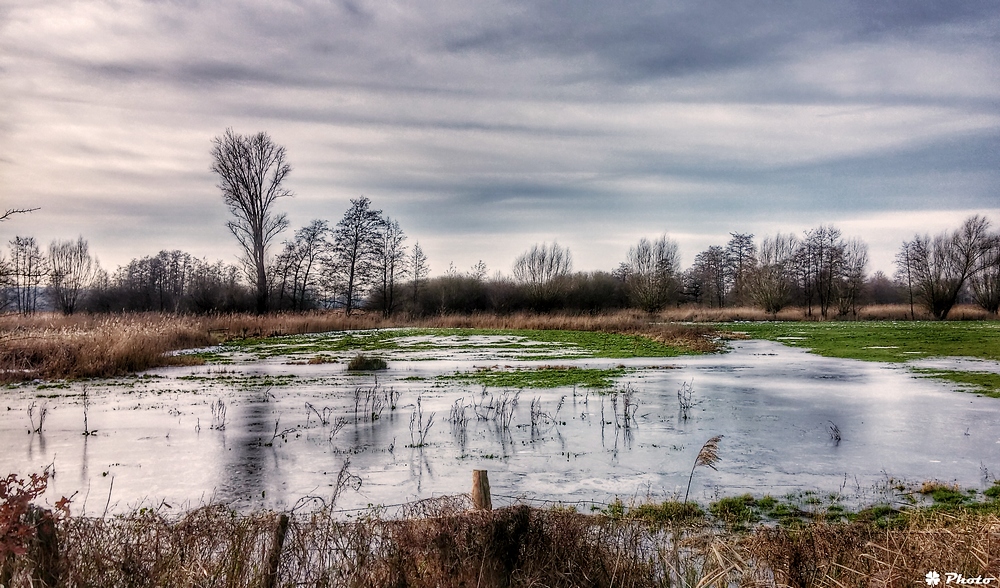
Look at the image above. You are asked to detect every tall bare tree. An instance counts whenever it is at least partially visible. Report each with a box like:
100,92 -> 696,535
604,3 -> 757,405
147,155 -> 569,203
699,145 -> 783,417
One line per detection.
623,235 -> 679,312
371,217 -> 408,317
8,236 -> 47,315
331,196 -> 382,315
971,232 -> 1000,314
836,238 -> 868,317
273,220 -> 329,310
747,233 -> 797,316
690,245 -> 727,308
793,225 -> 845,318
48,236 -> 98,315
894,239 -> 920,319
725,233 -> 756,305
409,242 -> 428,309
210,129 -> 292,314
512,242 -> 572,305
900,215 -> 991,320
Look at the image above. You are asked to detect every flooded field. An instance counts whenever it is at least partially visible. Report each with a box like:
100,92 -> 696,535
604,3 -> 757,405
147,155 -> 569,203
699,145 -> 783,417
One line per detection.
2,329 -> 999,515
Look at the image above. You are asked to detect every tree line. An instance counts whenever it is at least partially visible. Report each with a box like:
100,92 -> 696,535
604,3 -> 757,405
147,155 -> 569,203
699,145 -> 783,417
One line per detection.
2,212 -> 997,320
1,129 -> 997,320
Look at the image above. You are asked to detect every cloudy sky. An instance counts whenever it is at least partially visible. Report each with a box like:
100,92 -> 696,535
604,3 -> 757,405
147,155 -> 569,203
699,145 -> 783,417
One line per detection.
1,1 -> 997,277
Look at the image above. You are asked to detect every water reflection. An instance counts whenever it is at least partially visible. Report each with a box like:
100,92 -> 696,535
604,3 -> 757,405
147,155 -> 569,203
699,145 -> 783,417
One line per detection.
1,339 -> 999,513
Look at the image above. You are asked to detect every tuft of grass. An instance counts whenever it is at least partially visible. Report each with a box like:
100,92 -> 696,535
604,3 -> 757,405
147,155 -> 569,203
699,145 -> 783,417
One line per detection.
709,494 -> 760,528
628,501 -> 705,524
347,354 -> 387,371
920,480 -> 970,506
441,365 -> 629,389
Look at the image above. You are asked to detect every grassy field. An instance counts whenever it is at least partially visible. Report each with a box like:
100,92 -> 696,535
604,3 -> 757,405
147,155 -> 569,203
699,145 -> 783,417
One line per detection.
720,321 -> 1000,396
719,321 -> 1000,362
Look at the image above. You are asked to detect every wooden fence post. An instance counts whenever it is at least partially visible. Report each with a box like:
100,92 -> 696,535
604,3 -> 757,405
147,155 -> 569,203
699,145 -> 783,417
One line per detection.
472,470 -> 492,510
28,506 -> 59,588
262,513 -> 289,588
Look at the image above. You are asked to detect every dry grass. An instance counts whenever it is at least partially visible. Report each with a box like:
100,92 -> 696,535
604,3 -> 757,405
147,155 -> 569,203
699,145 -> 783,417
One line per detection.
4,503 -> 1000,587
740,510 -> 1000,587
0,311 -> 720,382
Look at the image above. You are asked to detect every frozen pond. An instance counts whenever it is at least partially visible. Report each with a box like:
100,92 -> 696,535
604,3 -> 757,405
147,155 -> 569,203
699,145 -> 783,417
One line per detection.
2,332 -> 999,515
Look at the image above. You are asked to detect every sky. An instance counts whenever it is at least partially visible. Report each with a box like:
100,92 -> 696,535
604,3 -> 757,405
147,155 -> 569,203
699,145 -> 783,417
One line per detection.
1,0 -> 998,278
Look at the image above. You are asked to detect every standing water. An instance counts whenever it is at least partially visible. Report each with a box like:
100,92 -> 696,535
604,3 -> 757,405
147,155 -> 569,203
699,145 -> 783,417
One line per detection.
2,332 -> 998,514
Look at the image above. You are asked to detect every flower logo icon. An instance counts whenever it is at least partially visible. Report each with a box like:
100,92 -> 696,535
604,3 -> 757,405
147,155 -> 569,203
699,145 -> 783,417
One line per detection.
925,571 -> 941,586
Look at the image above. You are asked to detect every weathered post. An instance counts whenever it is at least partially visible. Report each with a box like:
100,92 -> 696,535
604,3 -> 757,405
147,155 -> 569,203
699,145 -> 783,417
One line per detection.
472,470 -> 492,510
262,513 -> 289,588
28,506 -> 60,588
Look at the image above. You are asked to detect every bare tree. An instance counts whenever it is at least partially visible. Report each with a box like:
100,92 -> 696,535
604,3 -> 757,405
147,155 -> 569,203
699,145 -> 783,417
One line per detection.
330,196 -> 382,315
690,245 -> 727,307
373,217 -> 408,317
48,236 -> 98,315
894,239 -> 920,319
836,238 -> 868,317
793,225 -> 846,318
273,220 -> 329,310
210,129 -> 292,314
971,232 -> 1000,314
8,236 -> 47,315
409,242 -> 428,309
902,215 -> 991,320
623,235 -> 680,312
746,233 -> 797,316
469,260 -> 488,282
512,242 -> 572,304
725,233 -> 756,305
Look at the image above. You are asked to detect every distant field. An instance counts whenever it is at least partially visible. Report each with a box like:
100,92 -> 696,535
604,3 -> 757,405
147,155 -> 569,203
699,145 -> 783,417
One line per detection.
719,321 -> 1000,396
718,321 -> 1000,363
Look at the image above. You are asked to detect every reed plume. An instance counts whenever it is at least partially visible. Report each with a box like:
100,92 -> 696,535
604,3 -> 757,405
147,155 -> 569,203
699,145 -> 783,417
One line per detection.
684,435 -> 723,503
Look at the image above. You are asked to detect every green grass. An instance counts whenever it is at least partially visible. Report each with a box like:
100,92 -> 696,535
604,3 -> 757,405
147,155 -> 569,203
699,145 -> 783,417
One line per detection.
441,365 -> 630,389
604,483 -> 1000,531
709,495 -> 762,528
176,373 -> 301,387
612,501 -> 705,524
720,321 -> 1000,363
911,369 -> 1000,398
222,328 -> 694,361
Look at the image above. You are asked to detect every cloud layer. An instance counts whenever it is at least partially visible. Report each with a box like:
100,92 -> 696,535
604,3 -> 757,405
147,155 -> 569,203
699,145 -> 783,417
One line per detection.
1,0 -> 998,275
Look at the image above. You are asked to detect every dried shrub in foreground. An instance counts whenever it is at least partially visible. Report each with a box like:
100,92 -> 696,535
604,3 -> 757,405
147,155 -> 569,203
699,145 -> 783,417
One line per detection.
4,501 -> 1000,587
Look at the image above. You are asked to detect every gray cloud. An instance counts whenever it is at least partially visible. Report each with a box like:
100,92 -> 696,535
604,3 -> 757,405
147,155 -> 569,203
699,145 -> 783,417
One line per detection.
0,0 -> 997,275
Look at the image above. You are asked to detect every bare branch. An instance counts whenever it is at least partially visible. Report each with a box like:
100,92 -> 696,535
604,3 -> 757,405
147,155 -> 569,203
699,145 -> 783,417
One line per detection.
0,207 -> 39,222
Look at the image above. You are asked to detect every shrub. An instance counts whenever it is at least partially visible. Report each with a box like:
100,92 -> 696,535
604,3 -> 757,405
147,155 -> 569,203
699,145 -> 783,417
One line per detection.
347,354 -> 387,371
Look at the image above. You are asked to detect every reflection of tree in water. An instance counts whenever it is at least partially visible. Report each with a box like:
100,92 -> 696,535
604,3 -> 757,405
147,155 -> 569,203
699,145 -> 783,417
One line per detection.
218,396 -> 281,506
408,447 -> 434,492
